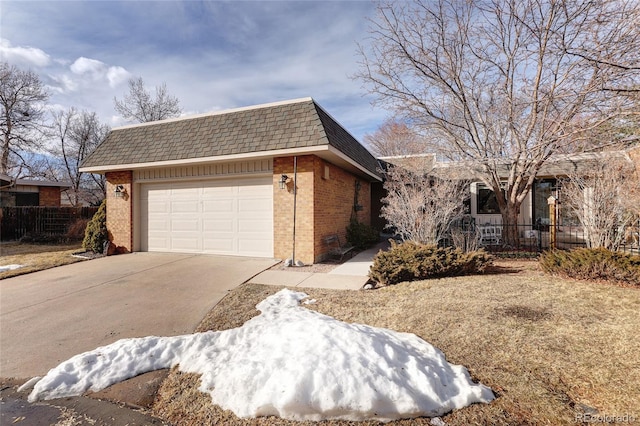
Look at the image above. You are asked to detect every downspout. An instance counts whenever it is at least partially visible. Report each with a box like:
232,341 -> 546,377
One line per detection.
287,156 -> 304,267
292,156 -> 298,263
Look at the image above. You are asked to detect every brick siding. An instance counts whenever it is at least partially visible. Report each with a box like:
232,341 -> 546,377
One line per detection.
313,158 -> 370,262
274,155 -> 372,264
38,187 -> 61,206
108,157 -> 373,263
273,156 -> 316,263
105,171 -> 133,252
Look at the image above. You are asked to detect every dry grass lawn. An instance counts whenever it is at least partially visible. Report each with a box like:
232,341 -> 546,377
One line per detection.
0,242 -> 84,279
151,261 -> 640,425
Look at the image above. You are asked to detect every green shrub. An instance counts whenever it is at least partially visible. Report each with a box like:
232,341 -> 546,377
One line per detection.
540,248 -> 640,285
346,218 -> 379,250
82,200 -> 108,253
369,240 -> 492,285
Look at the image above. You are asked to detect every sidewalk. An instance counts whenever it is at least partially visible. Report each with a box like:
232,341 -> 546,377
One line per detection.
248,240 -> 389,290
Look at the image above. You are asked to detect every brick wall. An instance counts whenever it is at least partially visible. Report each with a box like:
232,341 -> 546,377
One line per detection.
313,158 -> 371,262
274,155 -> 374,264
38,187 -> 61,206
105,171 -> 133,252
273,156 -> 316,263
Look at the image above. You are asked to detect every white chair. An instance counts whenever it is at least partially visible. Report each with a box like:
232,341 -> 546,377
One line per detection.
478,224 -> 502,246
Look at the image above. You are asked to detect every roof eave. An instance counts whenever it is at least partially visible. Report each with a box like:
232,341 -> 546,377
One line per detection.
80,145 -> 382,182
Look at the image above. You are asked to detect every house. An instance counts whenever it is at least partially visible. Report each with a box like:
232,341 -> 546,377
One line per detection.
80,98 -> 382,264
381,144 -> 640,229
378,143 -> 640,252
0,174 -> 70,207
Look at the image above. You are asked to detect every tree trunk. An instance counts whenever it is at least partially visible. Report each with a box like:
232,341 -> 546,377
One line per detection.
501,204 -> 521,247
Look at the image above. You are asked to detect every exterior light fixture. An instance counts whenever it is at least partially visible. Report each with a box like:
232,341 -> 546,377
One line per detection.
279,174 -> 288,190
114,185 -> 126,198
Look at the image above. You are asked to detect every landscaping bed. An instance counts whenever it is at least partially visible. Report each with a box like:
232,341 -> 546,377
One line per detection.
151,260 -> 640,425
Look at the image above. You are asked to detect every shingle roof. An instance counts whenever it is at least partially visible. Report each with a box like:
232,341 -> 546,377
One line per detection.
81,98 -> 380,179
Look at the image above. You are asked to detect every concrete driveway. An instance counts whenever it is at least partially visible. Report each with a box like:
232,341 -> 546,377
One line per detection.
0,253 -> 276,379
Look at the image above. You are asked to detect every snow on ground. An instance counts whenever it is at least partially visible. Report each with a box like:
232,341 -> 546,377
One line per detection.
0,264 -> 23,272
28,289 -> 494,422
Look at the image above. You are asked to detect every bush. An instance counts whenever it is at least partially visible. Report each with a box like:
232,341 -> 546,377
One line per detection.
369,240 -> 492,285
82,200 -> 108,253
346,218 -> 379,250
66,218 -> 90,241
540,248 -> 640,285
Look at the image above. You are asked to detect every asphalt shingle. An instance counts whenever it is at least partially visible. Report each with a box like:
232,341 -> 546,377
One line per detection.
83,99 -> 379,177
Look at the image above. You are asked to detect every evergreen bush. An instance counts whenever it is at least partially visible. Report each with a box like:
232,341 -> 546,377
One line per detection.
540,248 -> 640,285
346,218 -> 379,250
82,200 -> 108,253
369,240 -> 492,285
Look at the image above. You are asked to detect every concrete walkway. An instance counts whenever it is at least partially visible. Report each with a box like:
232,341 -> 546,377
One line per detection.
248,240 -> 390,289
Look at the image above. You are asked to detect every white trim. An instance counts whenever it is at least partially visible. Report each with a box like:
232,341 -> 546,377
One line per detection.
327,146 -> 382,181
112,97 -> 314,131
81,145 -> 382,181
80,146 -> 324,173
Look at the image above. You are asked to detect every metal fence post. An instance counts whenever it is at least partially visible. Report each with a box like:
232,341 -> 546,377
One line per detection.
548,195 -> 557,250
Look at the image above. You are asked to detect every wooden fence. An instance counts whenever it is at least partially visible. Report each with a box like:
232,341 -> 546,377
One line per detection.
0,206 -> 99,241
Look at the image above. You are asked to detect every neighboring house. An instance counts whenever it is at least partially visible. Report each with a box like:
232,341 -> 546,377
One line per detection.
80,98 -> 382,264
381,143 -> 640,233
0,174 -> 70,207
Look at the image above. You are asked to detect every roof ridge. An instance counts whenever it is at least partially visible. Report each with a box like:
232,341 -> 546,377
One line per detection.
112,97 -> 315,131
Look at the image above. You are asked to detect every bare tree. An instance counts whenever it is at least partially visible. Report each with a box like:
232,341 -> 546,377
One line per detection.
561,158 -> 639,250
50,108 -> 109,205
364,119 -> 429,157
358,0 -> 640,245
114,76 -> 182,123
382,157 -> 468,245
0,62 -> 50,175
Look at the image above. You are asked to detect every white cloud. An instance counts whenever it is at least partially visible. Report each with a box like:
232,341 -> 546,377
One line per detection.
106,66 -> 130,88
70,56 -> 105,75
69,57 -> 131,88
0,38 -> 50,67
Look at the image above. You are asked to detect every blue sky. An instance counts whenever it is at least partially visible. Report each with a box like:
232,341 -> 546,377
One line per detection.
0,0 -> 387,141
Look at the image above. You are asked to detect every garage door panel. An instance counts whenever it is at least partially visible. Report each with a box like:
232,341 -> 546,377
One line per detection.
238,218 -> 271,232
171,237 -> 201,252
202,185 -> 235,195
202,199 -> 234,213
238,198 -> 270,212
147,237 -> 169,251
171,218 -> 199,232
203,219 -> 235,232
147,201 -> 170,213
202,237 -> 235,252
141,177 -> 273,257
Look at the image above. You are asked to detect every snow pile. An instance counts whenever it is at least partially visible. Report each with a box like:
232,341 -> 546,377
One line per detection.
0,264 -> 23,272
28,289 -> 494,421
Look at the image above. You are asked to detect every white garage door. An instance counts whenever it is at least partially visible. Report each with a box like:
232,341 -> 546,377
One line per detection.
140,177 -> 273,257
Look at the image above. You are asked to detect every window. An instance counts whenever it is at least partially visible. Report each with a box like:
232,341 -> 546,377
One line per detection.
476,184 -> 500,214
15,192 -> 39,206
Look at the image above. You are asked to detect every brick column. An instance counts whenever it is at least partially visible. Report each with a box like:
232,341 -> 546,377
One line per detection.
273,156 -> 315,264
105,171 -> 133,252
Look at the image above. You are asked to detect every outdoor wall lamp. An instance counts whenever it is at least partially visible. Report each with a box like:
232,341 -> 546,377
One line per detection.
114,185 -> 126,198
279,174 -> 288,190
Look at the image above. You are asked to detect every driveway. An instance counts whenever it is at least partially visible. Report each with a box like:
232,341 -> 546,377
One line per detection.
0,253 -> 276,378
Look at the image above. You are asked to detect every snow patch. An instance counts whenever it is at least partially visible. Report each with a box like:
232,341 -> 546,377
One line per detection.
28,289 -> 493,421
0,264 -> 23,272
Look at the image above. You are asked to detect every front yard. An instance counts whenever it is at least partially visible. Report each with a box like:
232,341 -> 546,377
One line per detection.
0,242 -> 84,279
153,261 -> 640,425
